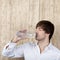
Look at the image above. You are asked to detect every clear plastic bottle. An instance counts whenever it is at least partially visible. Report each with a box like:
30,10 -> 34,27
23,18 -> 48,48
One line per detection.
16,31 -> 35,39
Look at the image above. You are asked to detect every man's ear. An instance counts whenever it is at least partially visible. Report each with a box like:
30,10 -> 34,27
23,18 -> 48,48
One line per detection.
46,33 -> 50,36
47,33 -> 50,37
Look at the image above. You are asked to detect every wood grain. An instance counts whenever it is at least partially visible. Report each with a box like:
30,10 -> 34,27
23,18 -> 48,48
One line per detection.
0,0 -> 60,60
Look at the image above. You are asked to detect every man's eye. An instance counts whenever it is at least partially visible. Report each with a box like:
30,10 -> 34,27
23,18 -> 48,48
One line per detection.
39,29 -> 42,31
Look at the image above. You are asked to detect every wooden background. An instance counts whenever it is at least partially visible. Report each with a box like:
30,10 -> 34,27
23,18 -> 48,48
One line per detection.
0,0 -> 60,60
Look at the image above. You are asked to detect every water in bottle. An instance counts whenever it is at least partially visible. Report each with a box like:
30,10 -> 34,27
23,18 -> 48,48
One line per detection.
16,31 -> 35,39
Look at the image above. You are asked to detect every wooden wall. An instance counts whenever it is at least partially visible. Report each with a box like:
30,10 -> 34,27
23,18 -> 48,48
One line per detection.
0,0 -> 60,60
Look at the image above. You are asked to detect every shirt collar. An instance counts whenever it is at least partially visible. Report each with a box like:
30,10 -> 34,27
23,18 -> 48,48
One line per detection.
31,41 -> 53,51
44,43 -> 52,51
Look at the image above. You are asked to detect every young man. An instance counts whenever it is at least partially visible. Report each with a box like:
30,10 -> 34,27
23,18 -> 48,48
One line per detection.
2,20 -> 60,60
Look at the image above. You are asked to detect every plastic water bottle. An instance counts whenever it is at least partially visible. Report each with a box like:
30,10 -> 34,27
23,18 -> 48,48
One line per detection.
26,32 -> 35,38
16,31 -> 35,39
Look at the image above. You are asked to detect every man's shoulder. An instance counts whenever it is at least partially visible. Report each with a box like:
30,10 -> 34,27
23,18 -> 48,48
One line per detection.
51,44 -> 60,54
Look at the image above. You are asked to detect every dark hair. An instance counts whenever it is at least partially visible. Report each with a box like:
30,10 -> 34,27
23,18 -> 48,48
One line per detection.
36,20 -> 54,42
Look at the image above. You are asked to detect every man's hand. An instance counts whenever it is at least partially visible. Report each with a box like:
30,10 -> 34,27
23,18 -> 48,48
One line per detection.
11,30 -> 27,43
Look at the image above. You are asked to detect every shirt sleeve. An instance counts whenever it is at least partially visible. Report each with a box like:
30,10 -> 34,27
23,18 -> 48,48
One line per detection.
2,41 -> 24,58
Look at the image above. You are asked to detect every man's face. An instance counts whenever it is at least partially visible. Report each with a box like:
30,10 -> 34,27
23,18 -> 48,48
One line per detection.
35,27 -> 47,41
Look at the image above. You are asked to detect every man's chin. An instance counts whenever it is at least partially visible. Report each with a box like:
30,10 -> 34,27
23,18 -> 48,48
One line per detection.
35,38 -> 40,41
35,38 -> 42,41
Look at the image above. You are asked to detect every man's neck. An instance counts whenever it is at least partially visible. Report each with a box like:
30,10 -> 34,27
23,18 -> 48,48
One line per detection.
37,39 -> 49,53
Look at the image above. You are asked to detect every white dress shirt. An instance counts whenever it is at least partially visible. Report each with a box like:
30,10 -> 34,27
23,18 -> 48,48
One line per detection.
2,41 -> 60,60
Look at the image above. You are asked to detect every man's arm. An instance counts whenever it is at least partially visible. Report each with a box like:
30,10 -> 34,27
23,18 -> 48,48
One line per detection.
2,41 -> 24,58
2,30 -> 27,58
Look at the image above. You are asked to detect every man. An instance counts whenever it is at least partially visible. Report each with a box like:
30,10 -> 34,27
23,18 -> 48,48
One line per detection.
2,20 -> 60,60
